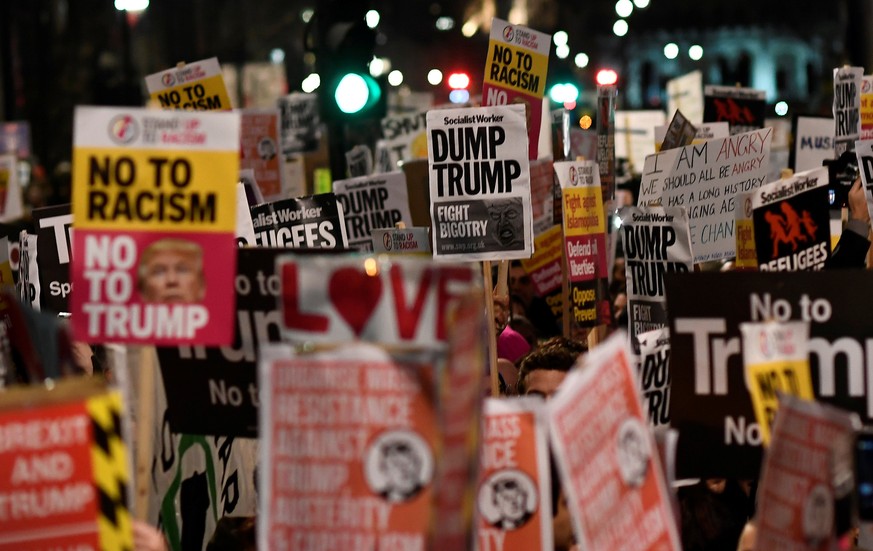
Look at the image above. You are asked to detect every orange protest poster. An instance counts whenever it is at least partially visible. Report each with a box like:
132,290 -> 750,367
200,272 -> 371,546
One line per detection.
240,108 -> 284,201
477,397 -> 552,551
548,333 -> 681,551
259,343 -> 440,550
0,380 -> 131,550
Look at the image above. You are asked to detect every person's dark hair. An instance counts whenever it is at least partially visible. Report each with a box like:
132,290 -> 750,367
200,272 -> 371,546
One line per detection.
206,516 -> 256,551
509,315 -> 537,349
516,337 -> 587,394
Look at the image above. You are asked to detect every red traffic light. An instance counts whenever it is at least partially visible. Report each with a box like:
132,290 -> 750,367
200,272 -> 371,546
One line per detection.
447,72 -> 471,90
595,69 -> 618,86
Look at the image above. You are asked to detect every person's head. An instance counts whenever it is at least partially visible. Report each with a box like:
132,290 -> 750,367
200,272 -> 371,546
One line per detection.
138,238 -> 205,303
379,440 -> 422,494
492,477 -> 528,521
509,261 -> 534,305
517,337 -> 587,398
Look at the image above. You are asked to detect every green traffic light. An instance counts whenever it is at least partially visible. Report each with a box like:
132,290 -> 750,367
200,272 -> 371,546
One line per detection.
549,82 -> 580,104
335,73 -> 382,114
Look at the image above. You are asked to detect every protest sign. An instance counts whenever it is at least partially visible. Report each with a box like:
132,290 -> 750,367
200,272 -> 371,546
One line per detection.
751,167 -> 830,271
333,171 -> 413,251
666,270 -> 873,479
520,225 -> 563,330
0,380 -> 131,550
795,116 -> 835,172
703,85 -> 766,135
378,111 -> 429,171
427,104 -> 533,260
70,106 -> 239,345
482,18 -> 550,160
638,127 -> 774,262
598,85 -> 618,204
240,108 -> 284,201
145,57 -> 232,111
862,76 -> 873,141
637,327 -> 671,428
615,110 -> 666,174
0,155 -> 23,223
235,183 -> 256,246
32,204 -> 73,314
259,343 -> 440,551
477,397 -> 552,551
734,190 -> 758,269
278,254 -> 478,348
620,207 -> 692,353
157,248 -> 283,438
0,121 -> 30,158
666,71 -> 703,124
740,321 -> 814,445
277,92 -> 320,155
372,227 -> 432,255
549,333 -> 681,551
854,138 -> 873,224
556,160 -> 609,329
655,122 -> 730,151
145,358 -> 258,551
834,66 -> 863,156
345,144 -> 374,178
530,159 -> 554,235
250,193 -> 348,248
755,396 -> 859,550
660,110 -> 697,151
18,232 -> 38,310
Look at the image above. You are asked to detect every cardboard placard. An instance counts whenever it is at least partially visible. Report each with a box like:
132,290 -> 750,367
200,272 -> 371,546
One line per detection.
371,227 -> 432,256
258,343 -> 440,551
145,57 -> 232,111
619,207 -> 693,354
666,71 -> 703,125
0,155 -> 24,223
548,333 -> 681,551
70,106 -> 239,345
615,110 -> 667,174
250,193 -> 348,249
638,127 -> 774,262
378,111 -> 429,172
32,204 -> 73,314
637,327 -> 672,428
482,18 -> 551,160
477,397 -> 552,551
751,167 -> 831,271
427,104 -> 533,260
795,117 -> 835,173
666,270 -> 873,478
277,92 -> 320,155
240,108 -> 284,201
833,66 -> 863,156
654,122 -> 730,152
333,171 -> 413,251
703,85 -> 766,135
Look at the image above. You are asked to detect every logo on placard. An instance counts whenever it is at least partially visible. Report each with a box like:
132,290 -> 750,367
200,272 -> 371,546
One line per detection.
569,166 -> 578,186
383,232 -> 393,251
615,417 -> 651,487
744,197 -> 753,218
478,469 -> 538,531
364,429 -> 434,503
864,79 -> 872,94
108,114 -> 139,145
503,25 -> 514,41
762,202 -> 818,257
162,72 -> 176,87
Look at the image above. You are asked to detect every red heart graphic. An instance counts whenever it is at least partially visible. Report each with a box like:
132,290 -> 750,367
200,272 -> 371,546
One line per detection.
328,267 -> 383,336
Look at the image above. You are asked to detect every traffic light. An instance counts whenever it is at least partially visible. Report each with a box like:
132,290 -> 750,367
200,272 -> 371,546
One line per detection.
310,2 -> 386,121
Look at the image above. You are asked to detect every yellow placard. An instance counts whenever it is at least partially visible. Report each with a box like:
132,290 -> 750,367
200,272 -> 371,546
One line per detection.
747,360 -> 814,445
522,225 -> 563,273
149,74 -> 232,111
483,42 -> 549,97
562,186 -> 605,237
72,147 -> 237,232
735,219 -> 757,269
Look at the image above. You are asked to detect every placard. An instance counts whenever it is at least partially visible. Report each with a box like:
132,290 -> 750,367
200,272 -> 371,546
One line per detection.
666,270 -> 873,479
853,138 -> 873,226
250,193 -> 348,249
259,343 -> 440,551
477,397 -> 552,551
240,108 -> 284,201
427,104 -> 533,260
145,57 -> 232,111
278,254 -> 478,348
620,207 -> 693,354
655,122 -> 730,152
615,110 -> 666,174
372,227 -> 432,256
378,111 -> 429,171
277,92 -> 320,155
795,116 -> 835,173
32,204 -> 73,314
70,106 -> 239,345
638,127 -> 773,262
703,85 -> 766,135
734,191 -> 758,269
520,225 -> 563,329
333,171 -> 413,251
482,18 -> 551,160
834,66 -> 863,156
666,71 -> 703,125
637,327 -> 671,428
556,160 -> 609,329
751,167 -> 830,271
0,155 -> 24,223
862,76 -> 873,141
548,333 -> 681,551
740,320 -> 814,445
